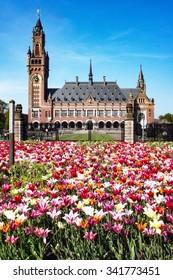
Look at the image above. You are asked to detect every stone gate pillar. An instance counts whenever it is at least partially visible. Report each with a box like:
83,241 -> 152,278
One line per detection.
124,103 -> 134,144
14,104 -> 23,141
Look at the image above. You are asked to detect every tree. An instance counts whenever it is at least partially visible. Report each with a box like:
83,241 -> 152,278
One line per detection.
159,113 -> 173,123
0,113 -> 5,130
0,100 -> 9,130
4,109 -> 9,130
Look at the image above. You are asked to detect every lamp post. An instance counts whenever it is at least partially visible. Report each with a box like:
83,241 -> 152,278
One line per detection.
56,126 -> 59,141
141,114 -> 145,142
88,120 -> 92,141
9,100 -> 15,166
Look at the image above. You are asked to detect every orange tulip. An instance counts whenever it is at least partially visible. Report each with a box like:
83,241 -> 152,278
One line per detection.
15,219 -> 25,228
88,198 -> 96,206
79,219 -> 88,229
96,189 -> 105,196
2,224 -> 10,233
136,222 -> 147,231
68,184 -> 75,190
112,195 -> 119,201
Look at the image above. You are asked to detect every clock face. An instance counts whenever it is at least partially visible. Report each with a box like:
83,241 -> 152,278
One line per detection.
33,75 -> 39,83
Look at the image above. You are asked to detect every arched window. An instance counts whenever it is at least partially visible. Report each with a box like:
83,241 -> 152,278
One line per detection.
98,121 -> 104,129
113,121 -> 119,129
76,121 -> 82,129
55,122 -> 60,129
138,113 -> 145,123
69,122 -> 75,129
35,44 -> 40,56
62,121 -> 68,129
106,121 -> 112,129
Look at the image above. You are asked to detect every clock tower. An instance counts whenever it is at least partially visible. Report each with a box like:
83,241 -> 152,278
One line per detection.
27,14 -> 49,124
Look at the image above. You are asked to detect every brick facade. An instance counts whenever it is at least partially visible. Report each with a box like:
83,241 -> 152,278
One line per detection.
27,16 -> 155,131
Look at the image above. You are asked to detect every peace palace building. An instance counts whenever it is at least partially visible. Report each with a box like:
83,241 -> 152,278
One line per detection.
27,16 -> 155,131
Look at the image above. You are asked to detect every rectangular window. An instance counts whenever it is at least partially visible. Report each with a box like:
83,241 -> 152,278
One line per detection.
76,110 -> 82,117
55,110 -> 60,117
68,110 -> 74,117
98,110 -> 104,117
61,110 -> 67,117
121,110 -> 126,117
105,110 -> 111,117
112,110 -> 118,116
32,111 -> 39,118
45,111 -> 48,118
87,110 -> 94,117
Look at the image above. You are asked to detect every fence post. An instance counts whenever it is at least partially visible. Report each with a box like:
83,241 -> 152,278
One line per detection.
88,121 -> 92,141
124,103 -> 134,143
9,100 -> 15,166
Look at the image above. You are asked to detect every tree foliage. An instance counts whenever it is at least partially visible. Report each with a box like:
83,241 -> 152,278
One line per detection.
159,113 -> 173,123
0,100 -> 9,130
0,113 -> 5,129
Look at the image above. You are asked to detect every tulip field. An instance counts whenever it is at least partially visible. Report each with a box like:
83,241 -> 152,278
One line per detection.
0,140 -> 173,260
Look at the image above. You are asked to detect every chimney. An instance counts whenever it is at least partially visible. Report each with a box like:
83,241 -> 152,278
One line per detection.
76,76 -> 79,86
103,76 -> 106,86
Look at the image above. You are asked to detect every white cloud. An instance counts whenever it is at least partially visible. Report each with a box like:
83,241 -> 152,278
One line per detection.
107,29 -> 135,41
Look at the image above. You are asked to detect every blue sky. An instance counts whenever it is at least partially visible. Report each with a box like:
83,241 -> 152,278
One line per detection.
0,0 -> 173,118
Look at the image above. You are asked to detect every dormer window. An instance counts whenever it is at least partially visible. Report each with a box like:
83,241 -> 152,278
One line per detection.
89,97 -> 92,104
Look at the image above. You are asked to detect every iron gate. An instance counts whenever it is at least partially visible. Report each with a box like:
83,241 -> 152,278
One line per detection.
145,123 -> 173,141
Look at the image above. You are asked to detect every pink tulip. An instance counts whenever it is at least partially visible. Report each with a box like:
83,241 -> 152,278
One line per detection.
5,235 -> 19,244
63,210 -> 79,225
84,231 -> 97,240
33,227 -> 51,244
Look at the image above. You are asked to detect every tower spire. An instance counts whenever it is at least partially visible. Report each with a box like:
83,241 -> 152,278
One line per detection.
139,65 -> 144,80
89,59 -> 93,85
137,65 -> 145,90
35,9 -> 43,32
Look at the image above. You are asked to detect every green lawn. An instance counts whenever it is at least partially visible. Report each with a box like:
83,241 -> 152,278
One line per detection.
59,132 -> 115,141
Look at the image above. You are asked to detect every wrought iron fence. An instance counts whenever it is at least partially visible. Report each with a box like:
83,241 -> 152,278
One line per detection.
24,122 -> 125,142
135,122 -> 173,142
